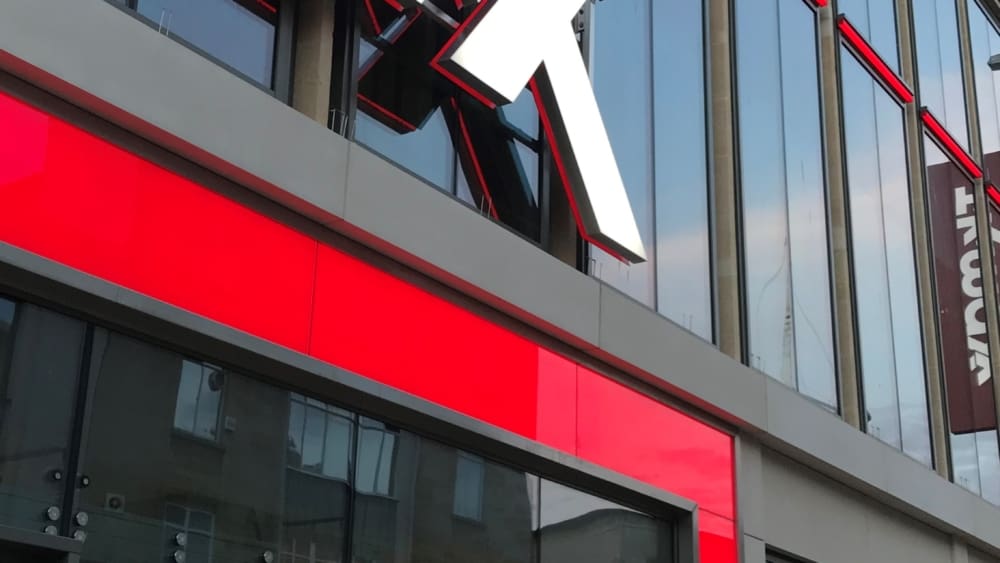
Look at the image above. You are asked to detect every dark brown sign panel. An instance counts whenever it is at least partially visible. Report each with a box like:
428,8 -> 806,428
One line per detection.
927,155 -> 996,434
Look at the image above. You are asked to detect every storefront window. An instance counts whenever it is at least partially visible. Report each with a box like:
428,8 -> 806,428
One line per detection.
969,2 -> 1000,177
912,0 -> 969,148
0,298 -> 685,562
591,0 -> 713,340
837,0 -> 899,71
132,0 -> 278,88
0,301 -> 87,535
736,0 -> 836,409
841,52 -> 932,466
353,1 -> 544,244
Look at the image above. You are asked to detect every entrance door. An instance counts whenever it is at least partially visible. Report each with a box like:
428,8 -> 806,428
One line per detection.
0,298 -> 88,540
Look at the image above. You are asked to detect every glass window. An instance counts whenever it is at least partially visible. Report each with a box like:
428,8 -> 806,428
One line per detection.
969,2 -> 1000,173
912,0 -> 969,148
591,0 -> 713,340
163,504 -> 215,563
452,452 -> 485,521
78,331 -> 313,563
841,52 -> 933,466
0,292 -> 680,560
736,0 -> 837,409
133,0 -> 278,87
172,360 -> 223,440
0,301 -> 87,534
538,480 -> 673,563
355,417 -> 395,496
352,434 -> 537,563
838,0 -> 900,71
353,2 -> 544,243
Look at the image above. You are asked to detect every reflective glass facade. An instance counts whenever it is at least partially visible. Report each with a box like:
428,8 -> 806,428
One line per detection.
913,0 -> 969,148
736,0 -> 836,409
841,51 -> 932,466
590,0 -> 713,340
838,0 -> 900,70
0,295 -> 675,563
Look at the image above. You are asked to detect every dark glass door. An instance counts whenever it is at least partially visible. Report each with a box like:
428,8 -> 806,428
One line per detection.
0,299 -> 87,537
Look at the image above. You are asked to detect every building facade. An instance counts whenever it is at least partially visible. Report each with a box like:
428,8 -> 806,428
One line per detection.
0,0 -> 999,562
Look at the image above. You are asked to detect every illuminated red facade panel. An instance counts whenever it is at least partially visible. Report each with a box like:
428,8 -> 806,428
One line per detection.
922,108 -> 984,179
0,91 -> 735,561
838,16 -> 914,104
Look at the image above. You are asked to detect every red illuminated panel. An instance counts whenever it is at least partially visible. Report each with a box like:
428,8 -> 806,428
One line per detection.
922,109 -> 984,179
807,0 -> 827,7
838,16 -> 914,104
309,245 -> 578,445
700,511 -> 739,563
987,183 -> 1000,209
575,367 -> 735,519
0,94 -> 317,351
0,91 -> 736,563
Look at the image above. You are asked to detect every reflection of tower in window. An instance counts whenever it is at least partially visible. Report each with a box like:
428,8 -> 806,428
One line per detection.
453,453 -> 484,521
172,361 -> 224,440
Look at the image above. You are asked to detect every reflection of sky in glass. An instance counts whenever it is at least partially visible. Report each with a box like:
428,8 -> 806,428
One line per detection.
736,0 -> 836,409
841,52 -> 932,466
136,0 -> 275,86
968,2 -> 1000,156
912,0 -> 968,148
652,0 -> 712,340
356,108 -> 457,192
838,0 -> 900,72
591,0 -> 713,341
591,0 -> 656,306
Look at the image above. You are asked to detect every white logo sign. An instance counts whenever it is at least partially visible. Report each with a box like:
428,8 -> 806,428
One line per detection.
430,0 -> 647,263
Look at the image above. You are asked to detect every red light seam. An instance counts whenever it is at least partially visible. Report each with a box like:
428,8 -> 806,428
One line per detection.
529,79 -> 630,263
256,0 -> 278,14
384,0 -> 404,10
364,0 -> 383,35
986,184 -> 1000,209
429,0 -> 498,110
921,109 -> 983,179
451,98 -> 500,220
358,94 -> 418,132
837,16 -> 914,104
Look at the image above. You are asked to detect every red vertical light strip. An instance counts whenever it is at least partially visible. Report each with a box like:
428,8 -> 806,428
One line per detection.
921,109 -> 984,179
838,16 -> 914,104
986,183 -> 1000,209
451,97 -> 499,219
